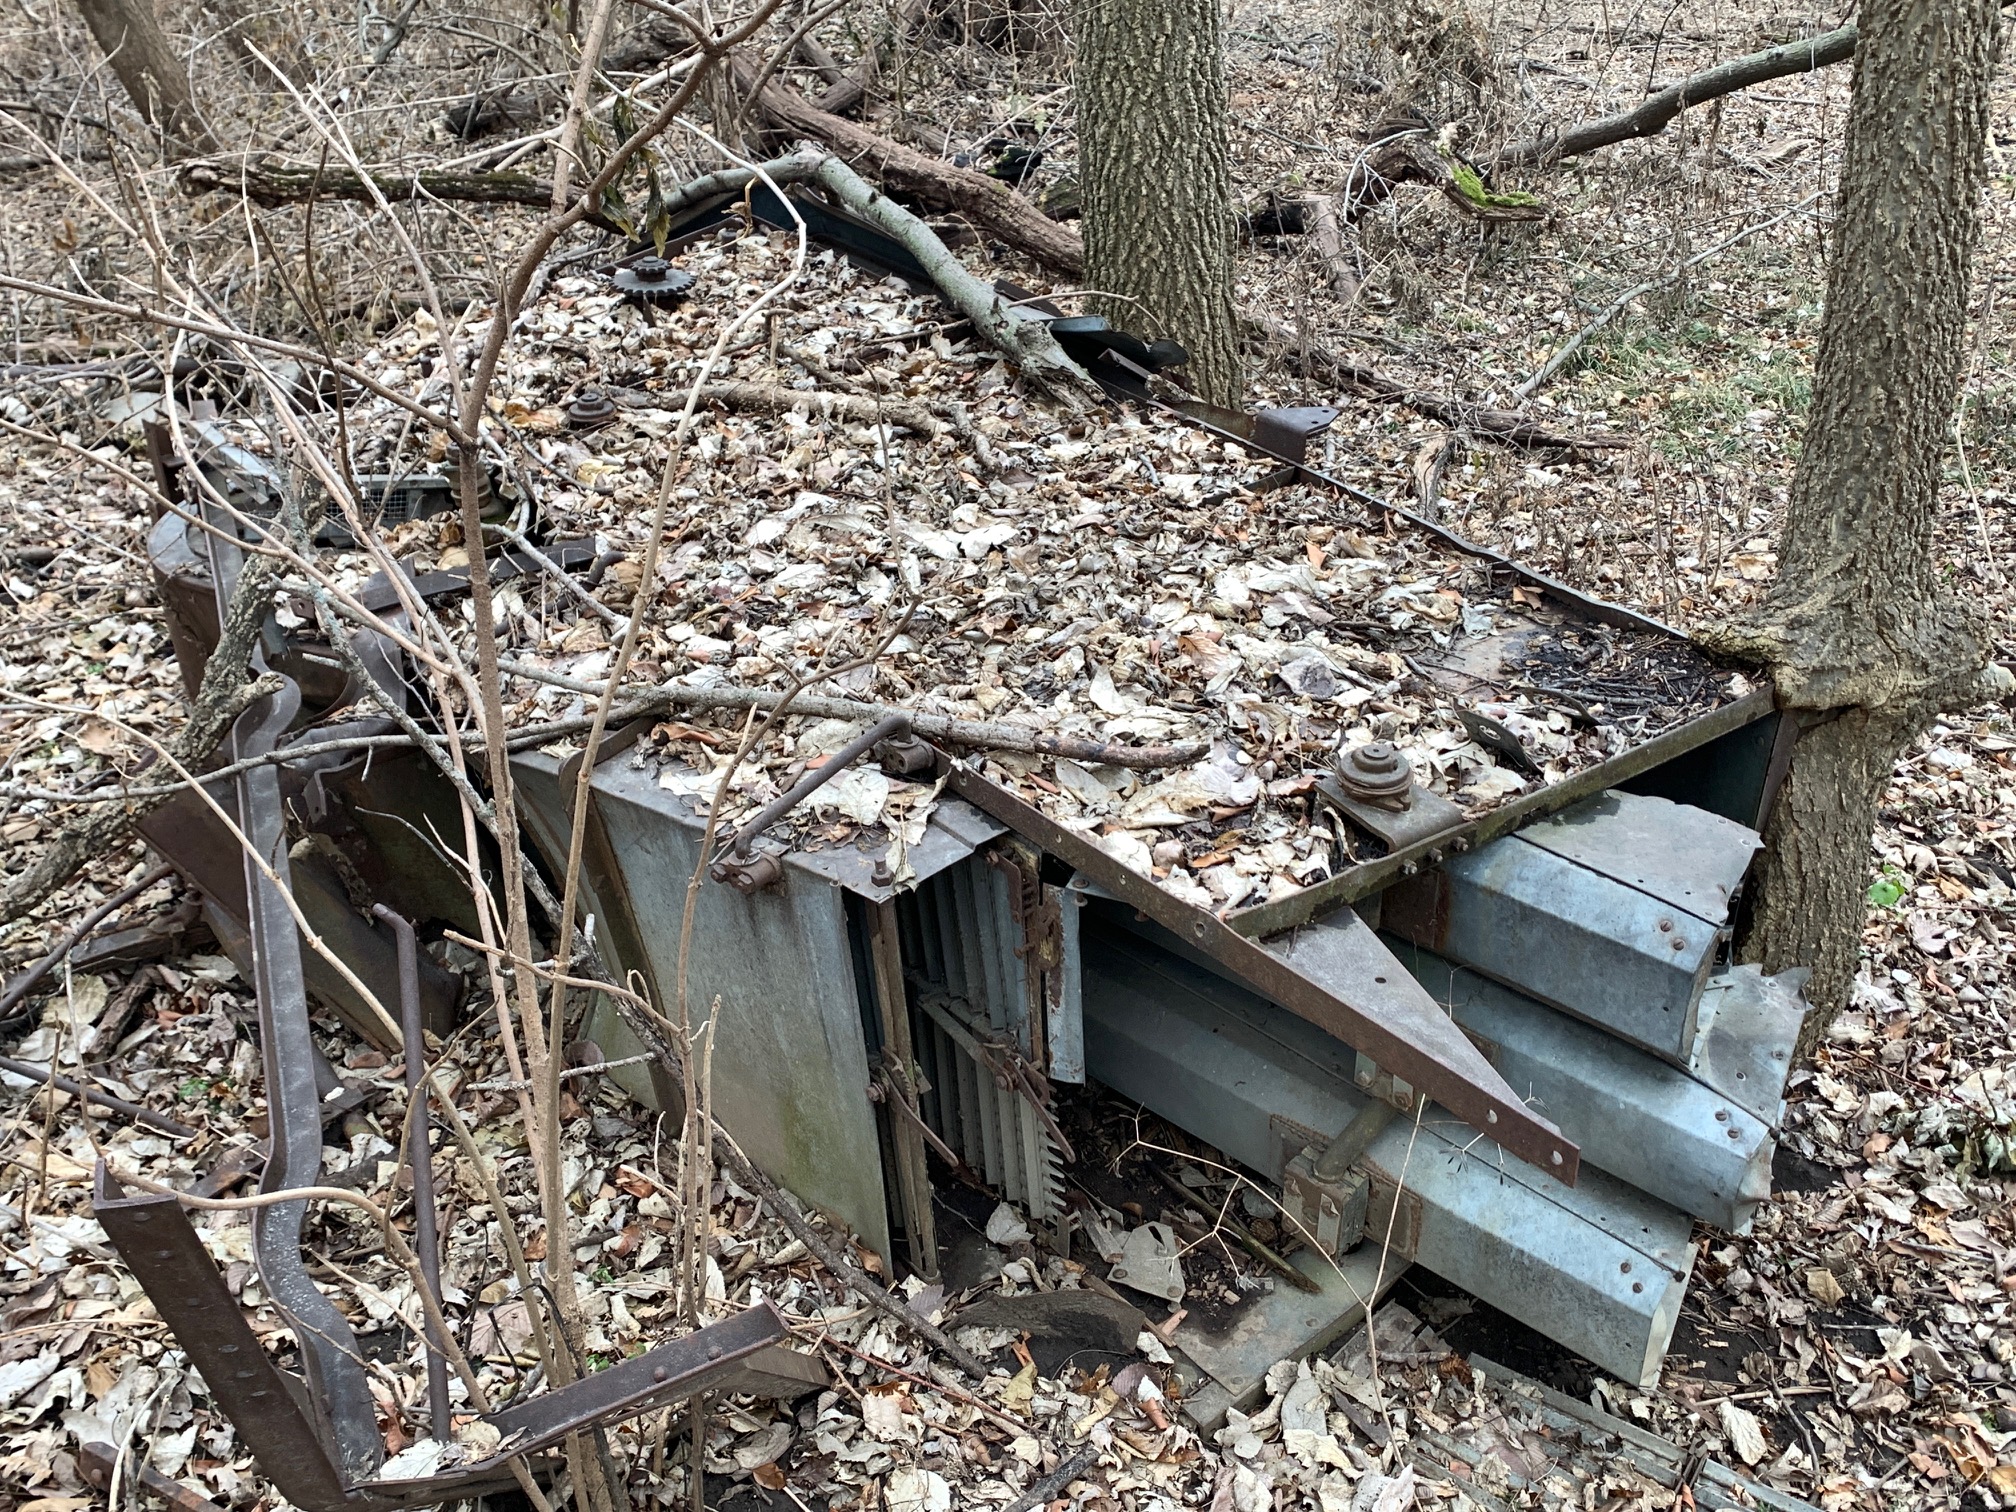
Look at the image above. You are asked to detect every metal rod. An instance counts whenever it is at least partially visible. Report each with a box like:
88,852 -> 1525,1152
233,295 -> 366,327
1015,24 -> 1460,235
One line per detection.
372,904 -> 453,1442
0,862 -> 176,1017
727,712 -> 910,857
0,1053 -> 195,1137
1312,1099 -> 1399,1182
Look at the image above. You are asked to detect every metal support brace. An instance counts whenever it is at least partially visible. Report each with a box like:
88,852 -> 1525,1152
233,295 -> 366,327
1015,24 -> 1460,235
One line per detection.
93,1162 -> 827,1512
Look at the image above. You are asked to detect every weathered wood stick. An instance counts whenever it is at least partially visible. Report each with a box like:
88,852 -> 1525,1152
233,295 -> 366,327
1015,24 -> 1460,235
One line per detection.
1490,26 -> 1858,168
496,661 -> 1207,769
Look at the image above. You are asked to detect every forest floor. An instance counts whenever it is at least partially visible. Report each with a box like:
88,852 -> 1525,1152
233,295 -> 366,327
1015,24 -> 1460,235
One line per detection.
2,0 -> 2015,1510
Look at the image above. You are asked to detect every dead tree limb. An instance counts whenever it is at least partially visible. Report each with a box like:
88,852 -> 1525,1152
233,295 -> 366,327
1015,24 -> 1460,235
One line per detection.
699,381 -> 945,435
740,66 -> 1087,275
1345,132 -> 1547,224
178,158 -> 609,224
1305,196 -> 1359,302
496,669 -> 1209,767
1490,26 -> 1857,169
804,154 -> 1098,402
2,558 -> 282,922
813,0 -> 937,115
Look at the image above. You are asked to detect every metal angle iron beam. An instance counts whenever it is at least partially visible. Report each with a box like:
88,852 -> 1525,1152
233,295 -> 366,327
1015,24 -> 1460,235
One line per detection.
93,1161 -> 825,1512
939,757 -> 1581,1183
199,509 -> 386,1485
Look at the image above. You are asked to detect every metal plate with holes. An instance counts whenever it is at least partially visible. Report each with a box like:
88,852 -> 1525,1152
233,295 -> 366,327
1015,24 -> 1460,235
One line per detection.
1383,834 -> 1722,1064
1391,941 -> 1780,1233
1315,774 -> 1467,853
1688,963 -> 1809,1126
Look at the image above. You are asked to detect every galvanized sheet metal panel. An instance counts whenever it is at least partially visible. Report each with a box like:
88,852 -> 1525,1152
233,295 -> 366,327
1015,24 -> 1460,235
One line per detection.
1391,942 -> 1779,1233
1388,835 -> 1721,1062
513,754 -> 894,1264
1517,790 -> 1762,921
1080,921 -> 1694,1389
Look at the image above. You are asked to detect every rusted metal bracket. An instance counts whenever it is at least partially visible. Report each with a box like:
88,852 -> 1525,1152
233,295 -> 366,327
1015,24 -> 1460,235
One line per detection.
93,1161 -> 826,1512
711,712 -> 912,891
200,513 -> 385,1484
938,756 -> 1581,1183
911,992 -> 1075,1164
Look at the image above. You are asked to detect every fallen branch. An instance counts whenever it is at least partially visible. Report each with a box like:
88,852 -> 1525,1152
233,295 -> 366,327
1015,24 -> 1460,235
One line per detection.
812,0 -> 937,115
0,862 -> 174,1017
179,157 -> 575,217
496,665 -> 1209,768
1344,132 -> 1546,225
739,66 -> 1086,276
1514,191 -> 1823,400
802,154 -> 1098,403
1243,314 -> 1623,450
178,147 -> 827,240
1305,196 -> 1360,302
1490,26 -> 1857,169
0,1054 -> 196,1137
1003,1444 -> 1102,1512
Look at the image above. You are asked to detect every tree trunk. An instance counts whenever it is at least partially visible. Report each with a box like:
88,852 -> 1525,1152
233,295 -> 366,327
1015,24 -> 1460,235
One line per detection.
1722,0 -> 1997,1034
71,0 -> 218,154
1073,0 -> 1241,406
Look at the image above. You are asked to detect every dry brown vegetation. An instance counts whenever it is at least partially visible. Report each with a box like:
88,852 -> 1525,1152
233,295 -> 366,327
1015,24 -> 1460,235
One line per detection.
2,1 -> 2014,1510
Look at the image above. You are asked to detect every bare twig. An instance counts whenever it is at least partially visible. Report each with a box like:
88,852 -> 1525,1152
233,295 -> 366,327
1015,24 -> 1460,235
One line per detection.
1515,192 -> 1823,400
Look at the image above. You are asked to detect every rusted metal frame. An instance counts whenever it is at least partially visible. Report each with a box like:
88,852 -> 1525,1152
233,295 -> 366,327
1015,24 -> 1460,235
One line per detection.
873,1061 -> 964,1168
91,1164 -> 406,1512
370,905 -> 452,1442
936,761 -> 1579,1181
199,511 -> 387,1485
911,986 -> 1074,1164
93,1162 -> 824,1511
1228,685 -> 1780,939
986,844 -> 1055,1073
983,1036 -> 1075,1163
866,900 -> 939,1280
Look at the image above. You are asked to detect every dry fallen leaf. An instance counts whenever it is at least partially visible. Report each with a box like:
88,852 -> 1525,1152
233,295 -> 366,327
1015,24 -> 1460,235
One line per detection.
1806,1268 -> 1845,1307
1719,1399 -> 1768,1466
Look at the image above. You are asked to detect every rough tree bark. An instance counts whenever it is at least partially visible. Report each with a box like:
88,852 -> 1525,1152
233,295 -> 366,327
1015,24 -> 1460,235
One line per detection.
1073,0 -> 1241,406
71,0 -> 218,154
1713,0 -> 2000,1033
